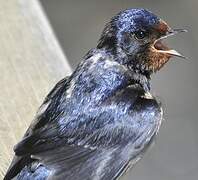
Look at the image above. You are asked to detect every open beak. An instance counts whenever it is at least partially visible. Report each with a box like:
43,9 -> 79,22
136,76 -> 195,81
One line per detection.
153,29 -> 187,58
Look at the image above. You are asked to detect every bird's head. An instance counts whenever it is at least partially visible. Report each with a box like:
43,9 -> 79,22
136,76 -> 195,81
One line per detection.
97,8 -> 186,76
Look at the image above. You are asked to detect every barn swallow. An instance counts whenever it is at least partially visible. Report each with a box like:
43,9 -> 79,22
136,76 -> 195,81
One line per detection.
4,8 -> 186,180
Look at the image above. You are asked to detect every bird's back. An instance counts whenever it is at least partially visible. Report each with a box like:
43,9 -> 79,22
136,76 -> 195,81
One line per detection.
4,72 -> 162,180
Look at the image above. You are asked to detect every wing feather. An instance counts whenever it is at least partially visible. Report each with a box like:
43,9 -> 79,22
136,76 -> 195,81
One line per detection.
4,81 -> 163,180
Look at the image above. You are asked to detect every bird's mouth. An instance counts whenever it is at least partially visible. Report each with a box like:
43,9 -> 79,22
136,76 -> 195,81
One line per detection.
153,29 -> 187,58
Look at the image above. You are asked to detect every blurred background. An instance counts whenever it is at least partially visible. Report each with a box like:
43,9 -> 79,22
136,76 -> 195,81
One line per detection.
40,0 -> 198,179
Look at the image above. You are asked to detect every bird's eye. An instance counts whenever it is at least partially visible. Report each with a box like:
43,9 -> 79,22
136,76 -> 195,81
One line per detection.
134,30 -> 148,40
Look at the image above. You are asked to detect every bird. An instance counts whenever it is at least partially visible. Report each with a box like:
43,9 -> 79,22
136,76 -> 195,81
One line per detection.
4,8 -> 186,180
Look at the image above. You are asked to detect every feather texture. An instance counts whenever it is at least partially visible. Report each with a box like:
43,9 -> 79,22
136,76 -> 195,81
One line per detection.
4,58 -> 162,179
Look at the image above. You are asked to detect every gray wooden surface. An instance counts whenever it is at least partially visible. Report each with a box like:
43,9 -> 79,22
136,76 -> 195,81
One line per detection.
0,0 -> 71,178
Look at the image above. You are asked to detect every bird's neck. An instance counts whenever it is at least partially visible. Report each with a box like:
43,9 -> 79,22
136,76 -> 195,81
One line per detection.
70,48 -> 150,102
100,47 -> 151,91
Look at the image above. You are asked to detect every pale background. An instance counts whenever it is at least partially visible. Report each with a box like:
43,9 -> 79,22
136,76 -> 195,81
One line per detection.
40,0 -> 198,180
0,0 -> 71,178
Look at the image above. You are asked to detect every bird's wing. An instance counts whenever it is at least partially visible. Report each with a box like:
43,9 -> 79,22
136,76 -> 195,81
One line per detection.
32,132 -> 135,180
4,82 -> 162,180
4,76 -> 70,179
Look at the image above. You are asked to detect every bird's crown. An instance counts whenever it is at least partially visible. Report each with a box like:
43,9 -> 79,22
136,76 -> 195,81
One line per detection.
115,8 -> 160,33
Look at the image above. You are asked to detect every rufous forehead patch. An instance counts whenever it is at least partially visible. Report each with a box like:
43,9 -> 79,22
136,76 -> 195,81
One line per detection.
155,19 -> 170,34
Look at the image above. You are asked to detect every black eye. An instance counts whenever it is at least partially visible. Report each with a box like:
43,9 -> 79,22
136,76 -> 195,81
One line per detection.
134,30 -> 148,40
